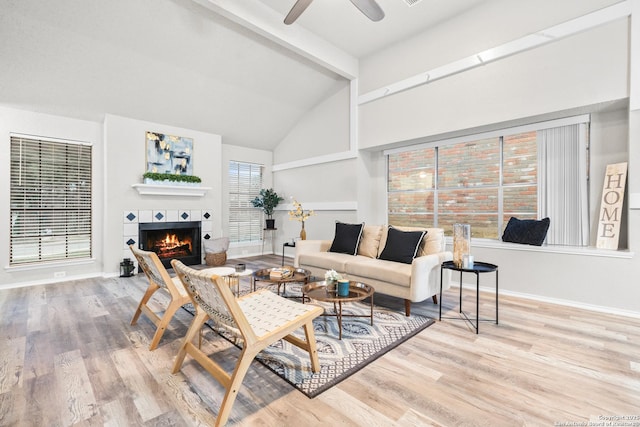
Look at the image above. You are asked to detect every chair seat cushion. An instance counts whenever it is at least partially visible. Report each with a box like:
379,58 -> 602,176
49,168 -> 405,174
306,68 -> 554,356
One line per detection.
238,290 -> 321,337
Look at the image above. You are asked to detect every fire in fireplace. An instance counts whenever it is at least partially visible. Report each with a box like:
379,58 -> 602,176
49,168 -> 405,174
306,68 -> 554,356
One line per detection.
139,221 -> 201,268
151,232 -> 192,258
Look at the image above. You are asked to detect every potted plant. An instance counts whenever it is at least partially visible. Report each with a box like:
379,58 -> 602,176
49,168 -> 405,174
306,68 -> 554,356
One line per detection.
251,188 -> 284,229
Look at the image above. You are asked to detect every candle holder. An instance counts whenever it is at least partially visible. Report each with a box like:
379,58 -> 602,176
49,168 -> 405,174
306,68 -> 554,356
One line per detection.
453,224 -> 471,268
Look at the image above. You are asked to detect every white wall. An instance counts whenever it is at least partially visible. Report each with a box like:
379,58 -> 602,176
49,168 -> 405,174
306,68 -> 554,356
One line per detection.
0,108 -> 277,285
271,1 -> 640,315
352,3 -> 639,314
272,79 -> 357,251
358,0 -> 622,94
590,107 -> 629,248
274,160 -> 359,245
274,80 -> 350,163
103,114 -> 223,274
3,0 -> 637,314
359,19 -> 629,150
0,106 -> 104,288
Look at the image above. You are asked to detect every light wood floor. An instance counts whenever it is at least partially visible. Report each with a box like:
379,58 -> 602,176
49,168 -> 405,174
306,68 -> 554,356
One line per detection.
1,255 -> 639,426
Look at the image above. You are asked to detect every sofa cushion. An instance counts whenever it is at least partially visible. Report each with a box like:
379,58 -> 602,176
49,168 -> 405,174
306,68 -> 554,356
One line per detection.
420,228 -> 445,255
329,222 -> 364,255
378,227 -> 426,264
344,256 -> 412,287
502,217 -> 550,246
357,225 -> 383,258
298,252 -> 352,272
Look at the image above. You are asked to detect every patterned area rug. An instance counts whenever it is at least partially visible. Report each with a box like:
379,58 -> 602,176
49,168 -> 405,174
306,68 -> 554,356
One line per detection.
186,282 -> 434,398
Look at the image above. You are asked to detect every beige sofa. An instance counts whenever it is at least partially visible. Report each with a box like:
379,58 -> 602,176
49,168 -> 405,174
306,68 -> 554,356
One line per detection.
295,225 -> 452,316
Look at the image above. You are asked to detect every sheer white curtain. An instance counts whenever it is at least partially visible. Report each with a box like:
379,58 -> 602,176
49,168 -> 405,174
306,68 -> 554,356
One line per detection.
537,123 -> 589,246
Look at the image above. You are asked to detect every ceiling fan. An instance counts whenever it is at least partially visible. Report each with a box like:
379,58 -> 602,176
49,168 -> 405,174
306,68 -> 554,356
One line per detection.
284,0 -> 385,25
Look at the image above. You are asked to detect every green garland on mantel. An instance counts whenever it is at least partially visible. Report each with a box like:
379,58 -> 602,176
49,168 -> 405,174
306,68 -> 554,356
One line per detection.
143,172 -> 202,183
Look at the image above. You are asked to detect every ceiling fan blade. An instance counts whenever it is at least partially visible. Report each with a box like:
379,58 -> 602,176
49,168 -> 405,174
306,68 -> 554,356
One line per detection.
349,0 -> 385,22
284,0 -> 314,25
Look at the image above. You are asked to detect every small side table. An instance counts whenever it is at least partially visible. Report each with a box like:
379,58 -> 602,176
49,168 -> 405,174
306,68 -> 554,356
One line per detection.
282,241 -> 296,266
261,228 -> 277,255
228,269 -> 253,297
200,266 -> 239,296
439,260 -> 498,334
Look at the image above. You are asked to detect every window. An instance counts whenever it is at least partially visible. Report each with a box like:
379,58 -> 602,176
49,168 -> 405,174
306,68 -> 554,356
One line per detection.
228,161 -> 263,243
387,116 -> 589,245
10,135 -> 92,265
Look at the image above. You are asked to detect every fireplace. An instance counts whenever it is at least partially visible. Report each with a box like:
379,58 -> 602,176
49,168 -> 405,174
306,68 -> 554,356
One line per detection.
139,221 -> 201,269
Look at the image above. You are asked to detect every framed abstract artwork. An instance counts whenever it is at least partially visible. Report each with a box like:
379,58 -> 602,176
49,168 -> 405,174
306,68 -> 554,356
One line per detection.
145,131 -> 193,175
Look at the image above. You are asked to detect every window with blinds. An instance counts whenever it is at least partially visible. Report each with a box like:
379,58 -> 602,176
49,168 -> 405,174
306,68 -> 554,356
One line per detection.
387,115 -> 590,245
228,161 -> 263,243
10,135 -> 93,265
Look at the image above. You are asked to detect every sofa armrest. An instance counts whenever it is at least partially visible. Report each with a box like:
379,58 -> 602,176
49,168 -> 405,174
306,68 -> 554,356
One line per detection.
411,252 -> 445,278
410,251 -> 453,301
294,240 -> 332,267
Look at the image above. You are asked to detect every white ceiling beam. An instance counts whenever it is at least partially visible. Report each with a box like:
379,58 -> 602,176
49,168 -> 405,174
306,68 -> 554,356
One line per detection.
192,0 -> 359,80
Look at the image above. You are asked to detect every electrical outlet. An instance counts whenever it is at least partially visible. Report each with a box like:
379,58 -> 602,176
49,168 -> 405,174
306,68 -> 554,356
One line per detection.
54,271 -> 66,278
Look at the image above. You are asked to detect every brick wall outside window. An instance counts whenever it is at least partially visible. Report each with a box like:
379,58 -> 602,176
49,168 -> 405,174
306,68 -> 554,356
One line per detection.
388,131 -> 537,239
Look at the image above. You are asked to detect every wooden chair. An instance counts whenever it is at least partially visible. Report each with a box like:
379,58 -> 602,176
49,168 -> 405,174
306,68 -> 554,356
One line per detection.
129,245 -> 192,350
171,260 -> 323,427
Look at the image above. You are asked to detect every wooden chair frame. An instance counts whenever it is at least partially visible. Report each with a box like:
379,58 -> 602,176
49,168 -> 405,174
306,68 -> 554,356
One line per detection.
171,260 -> 323,427
129,245 -> 191,350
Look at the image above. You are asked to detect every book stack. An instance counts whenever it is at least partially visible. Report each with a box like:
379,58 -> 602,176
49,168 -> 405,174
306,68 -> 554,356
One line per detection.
269,267 -> 293,280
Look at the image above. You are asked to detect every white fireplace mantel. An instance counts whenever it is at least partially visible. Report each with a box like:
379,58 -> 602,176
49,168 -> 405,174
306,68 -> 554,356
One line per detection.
131,183 -> 211,197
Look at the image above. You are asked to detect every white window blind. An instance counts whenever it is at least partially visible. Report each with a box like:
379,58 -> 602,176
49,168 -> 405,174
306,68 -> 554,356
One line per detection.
10,135 -> 92,265
228,161 -> 263,243
537,123 -> 590,246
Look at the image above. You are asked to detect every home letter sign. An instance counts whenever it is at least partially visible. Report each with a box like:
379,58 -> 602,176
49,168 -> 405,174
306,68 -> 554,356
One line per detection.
596,162 -> 627,250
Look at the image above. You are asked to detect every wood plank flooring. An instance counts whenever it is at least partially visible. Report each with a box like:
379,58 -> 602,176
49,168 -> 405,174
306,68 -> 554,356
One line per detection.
1,255 -> 639,426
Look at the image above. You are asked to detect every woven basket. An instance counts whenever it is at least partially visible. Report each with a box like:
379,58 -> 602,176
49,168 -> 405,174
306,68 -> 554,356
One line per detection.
205,251 -> 227,266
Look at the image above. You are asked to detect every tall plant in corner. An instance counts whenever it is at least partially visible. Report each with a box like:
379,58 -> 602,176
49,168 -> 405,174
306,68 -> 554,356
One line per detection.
251,188 -> 284,229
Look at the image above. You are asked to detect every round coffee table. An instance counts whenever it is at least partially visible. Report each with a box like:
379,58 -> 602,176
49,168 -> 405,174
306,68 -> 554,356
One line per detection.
252,266 -> 311,299
302,280 -> 375,339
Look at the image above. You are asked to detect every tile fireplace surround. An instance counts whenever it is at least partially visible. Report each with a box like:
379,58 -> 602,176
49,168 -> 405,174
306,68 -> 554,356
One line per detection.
122,209 -> 213,267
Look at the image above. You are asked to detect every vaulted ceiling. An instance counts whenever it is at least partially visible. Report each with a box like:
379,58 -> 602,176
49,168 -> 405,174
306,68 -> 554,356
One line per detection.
0,0 -> 484,149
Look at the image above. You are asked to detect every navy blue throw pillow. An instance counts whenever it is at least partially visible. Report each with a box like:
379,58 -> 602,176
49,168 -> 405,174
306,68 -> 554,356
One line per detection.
378,227 -> 426,264
329,222 -> 364,255
502,217 -> 550,246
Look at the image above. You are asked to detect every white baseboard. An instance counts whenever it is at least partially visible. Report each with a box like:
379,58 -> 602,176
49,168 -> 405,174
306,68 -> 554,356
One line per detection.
453,282 -> 640,319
